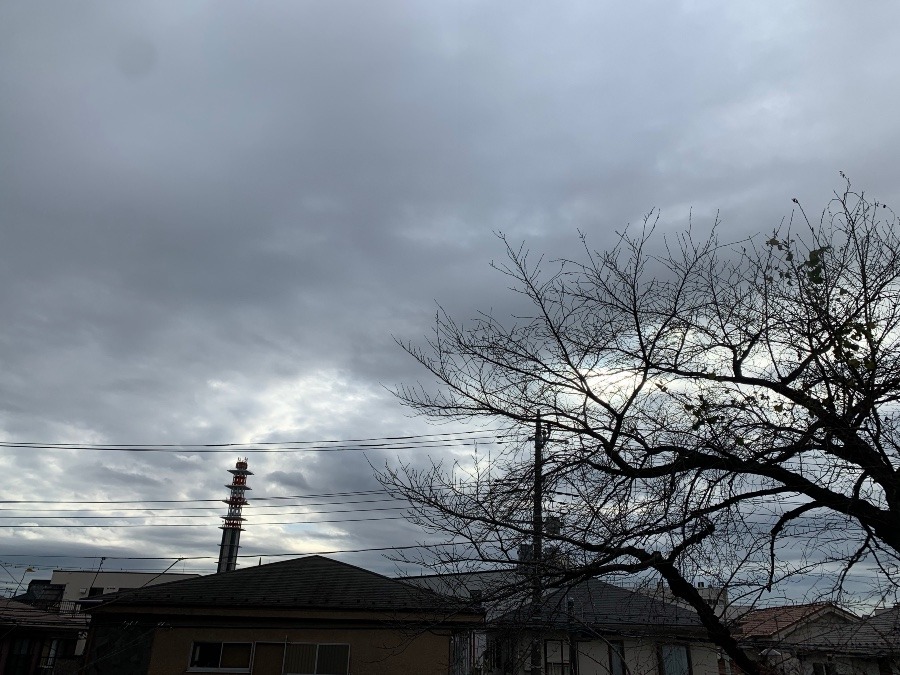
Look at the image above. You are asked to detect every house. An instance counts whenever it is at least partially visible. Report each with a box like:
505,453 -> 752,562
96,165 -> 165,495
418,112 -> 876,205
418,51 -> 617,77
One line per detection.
50,570 -> 200,604
9,569 -> 203,667
404,571 -> 722,675
15,570 -> 200,616
82,555 -> 483,675
0,598 -> 87,674
737,602 -> 900,675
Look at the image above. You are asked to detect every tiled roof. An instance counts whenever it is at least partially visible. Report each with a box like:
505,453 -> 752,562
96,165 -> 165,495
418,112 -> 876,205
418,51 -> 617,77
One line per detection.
457,575 -> 707,635
405,570 -> 705,633
87,555 -> 473,614
738,603 -> 900,655
553,579 -> 705,630
847,605 -> 900,651
737,603 -> 843,638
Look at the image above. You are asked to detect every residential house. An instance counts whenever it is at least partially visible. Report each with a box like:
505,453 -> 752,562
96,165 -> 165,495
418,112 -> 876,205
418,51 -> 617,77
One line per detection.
737,602 -> 900,675
404,571 -> 722,675
15,570 -> 200,616
0,598 -> 87,675
10,569 -> 202,667
82,555 -> 484,675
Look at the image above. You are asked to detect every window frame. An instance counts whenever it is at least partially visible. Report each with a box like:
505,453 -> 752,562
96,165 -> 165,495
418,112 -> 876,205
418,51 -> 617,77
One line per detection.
187,641 -> 253,673
609,640 -> 626,675
813,662 -> 837,675
39,639 -> 60,670
657,643 -> 693,675
283,642 -> 351,675
544,639 -> 572,675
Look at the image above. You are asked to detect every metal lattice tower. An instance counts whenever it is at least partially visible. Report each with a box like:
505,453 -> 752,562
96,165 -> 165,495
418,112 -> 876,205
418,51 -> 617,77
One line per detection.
217,457 -> 252,573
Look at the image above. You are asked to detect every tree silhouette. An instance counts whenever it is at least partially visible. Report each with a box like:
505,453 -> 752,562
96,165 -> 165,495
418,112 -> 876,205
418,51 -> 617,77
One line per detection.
383,180 -> 900,674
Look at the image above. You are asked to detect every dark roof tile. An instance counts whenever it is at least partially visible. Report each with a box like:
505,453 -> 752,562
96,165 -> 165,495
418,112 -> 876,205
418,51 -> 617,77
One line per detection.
89,555 -> 468,614
518,579 -> 705,633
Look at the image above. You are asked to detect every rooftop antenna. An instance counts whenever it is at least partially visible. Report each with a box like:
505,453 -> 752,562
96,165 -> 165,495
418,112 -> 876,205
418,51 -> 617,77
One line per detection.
217,457 -> 252,573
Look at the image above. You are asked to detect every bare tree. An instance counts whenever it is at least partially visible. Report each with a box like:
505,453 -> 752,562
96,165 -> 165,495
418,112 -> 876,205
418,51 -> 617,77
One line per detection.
381,180 -> 900,674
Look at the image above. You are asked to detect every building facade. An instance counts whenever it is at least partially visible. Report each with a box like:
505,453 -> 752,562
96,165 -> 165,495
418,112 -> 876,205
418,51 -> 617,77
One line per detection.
83,555 -> 483,675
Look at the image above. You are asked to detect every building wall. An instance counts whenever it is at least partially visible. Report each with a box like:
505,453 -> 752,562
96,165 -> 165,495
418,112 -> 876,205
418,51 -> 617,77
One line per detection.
83,619 -> 156,675
143,624 -> 455,675
572,638 -> 719,675
487,632 -> 719,675
781,614 -> 856,643
798,655 -> 880,675
50,571 -> 199,602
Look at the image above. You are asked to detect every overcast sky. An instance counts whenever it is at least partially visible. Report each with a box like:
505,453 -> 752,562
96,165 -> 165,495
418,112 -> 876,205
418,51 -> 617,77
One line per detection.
1,1 -> 899,592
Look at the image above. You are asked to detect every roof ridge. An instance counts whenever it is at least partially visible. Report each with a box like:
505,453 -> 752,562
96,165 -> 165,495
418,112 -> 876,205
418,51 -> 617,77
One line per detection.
86,555 -> 469,613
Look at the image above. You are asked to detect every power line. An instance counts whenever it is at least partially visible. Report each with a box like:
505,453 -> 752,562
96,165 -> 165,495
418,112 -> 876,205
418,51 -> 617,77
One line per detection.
0,430 -> 509,453
0,429 -> 506,448
0,489 -> 393,505
0,479 -> 524,505
0,497 -> 403,513
0,441 -> 485,454
0,543 -> 465,560
0,506 -> 410,520
0,515 -> 409,528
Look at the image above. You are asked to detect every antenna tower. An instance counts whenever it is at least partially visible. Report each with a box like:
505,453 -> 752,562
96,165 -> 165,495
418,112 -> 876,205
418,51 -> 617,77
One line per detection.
217,457 -> 252,573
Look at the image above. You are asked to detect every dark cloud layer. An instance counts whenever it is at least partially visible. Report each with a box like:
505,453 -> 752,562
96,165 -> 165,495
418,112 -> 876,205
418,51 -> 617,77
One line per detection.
1,1 -> 899,590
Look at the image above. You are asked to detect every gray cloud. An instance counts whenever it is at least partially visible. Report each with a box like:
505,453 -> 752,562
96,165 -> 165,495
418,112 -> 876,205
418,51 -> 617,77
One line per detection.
1,0 -> 898,588
267,470 -> 311,492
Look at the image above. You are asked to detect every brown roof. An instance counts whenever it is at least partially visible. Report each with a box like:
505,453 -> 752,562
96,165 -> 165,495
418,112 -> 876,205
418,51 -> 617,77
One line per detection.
738,603 -> 900,655
738,603 -> 851,638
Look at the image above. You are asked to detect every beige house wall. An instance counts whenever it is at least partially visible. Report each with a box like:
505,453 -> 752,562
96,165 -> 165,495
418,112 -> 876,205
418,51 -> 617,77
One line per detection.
496,632 -> 719,675
144,624 -> 455,675
779,615 -> 855,643
803,656 -> 879,675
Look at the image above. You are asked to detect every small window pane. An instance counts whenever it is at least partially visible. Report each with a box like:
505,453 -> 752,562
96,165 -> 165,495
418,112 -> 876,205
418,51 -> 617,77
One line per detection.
12,638 -> 31,656
546,640 -> 571,675
660,645 -> 691,675
40,640 -> 60,668
284,644 -> 317,674
221,643 -> 252,668
546,640 -> 570,663
316,644 -> 349,674
192,642 -> 223,668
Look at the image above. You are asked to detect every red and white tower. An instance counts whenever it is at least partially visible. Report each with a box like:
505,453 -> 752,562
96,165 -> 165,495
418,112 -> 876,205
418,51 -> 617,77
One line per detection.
217,457 -> 252,573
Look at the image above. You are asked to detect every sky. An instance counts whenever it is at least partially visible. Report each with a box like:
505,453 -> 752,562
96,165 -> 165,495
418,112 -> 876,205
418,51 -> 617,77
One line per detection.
1,1 -> 899,594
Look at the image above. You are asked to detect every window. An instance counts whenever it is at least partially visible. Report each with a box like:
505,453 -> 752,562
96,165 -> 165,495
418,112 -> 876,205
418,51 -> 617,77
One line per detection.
189,642 -> 252,670
7,638 -> 33,675
451,632 -> 472,675
39,639 -> 59,671
545,640 -> 572,675
609,640 -> 626,675
813,663 -> 837,675
284,644 -> 350,675
658,644 -> 692,675
485,637 -> 502,669
486,636 -> 515,673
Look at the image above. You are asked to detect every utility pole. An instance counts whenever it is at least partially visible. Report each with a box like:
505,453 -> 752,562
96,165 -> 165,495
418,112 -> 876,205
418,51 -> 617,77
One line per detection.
531,412 -> 550,675
567,596 -> 579,675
